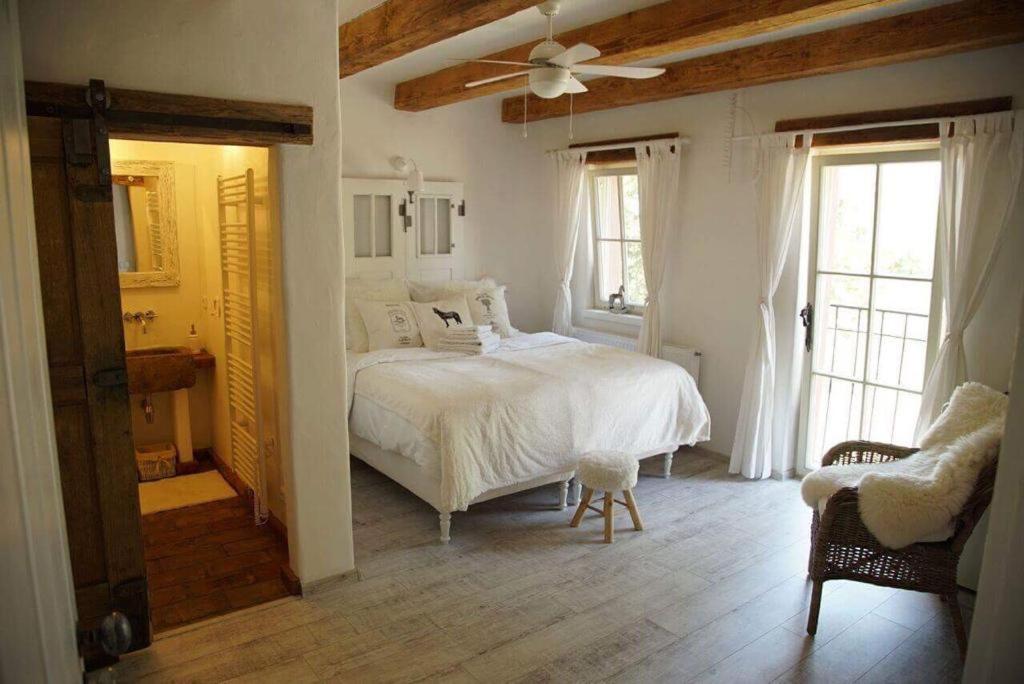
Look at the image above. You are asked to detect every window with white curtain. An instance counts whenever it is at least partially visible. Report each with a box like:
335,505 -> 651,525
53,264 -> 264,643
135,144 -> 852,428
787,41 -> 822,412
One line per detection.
589,167 -> 646,312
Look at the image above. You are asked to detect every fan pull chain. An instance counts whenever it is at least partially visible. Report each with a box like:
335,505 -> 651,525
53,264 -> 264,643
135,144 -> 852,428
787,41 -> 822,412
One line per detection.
522,83 -> 528,138
568,92 -> 574,140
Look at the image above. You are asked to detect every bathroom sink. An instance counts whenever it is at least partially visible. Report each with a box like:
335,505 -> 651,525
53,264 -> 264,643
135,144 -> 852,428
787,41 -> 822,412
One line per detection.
125,346 -> 196,394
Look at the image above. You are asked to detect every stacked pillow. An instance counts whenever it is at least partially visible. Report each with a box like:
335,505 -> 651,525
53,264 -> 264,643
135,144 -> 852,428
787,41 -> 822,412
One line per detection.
347,277 -> 517,352
345,277 -> 412,353
407,278 -> 518,338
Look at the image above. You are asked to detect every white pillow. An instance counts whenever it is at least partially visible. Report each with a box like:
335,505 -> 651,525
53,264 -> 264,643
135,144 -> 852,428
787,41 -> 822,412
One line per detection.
410,296 -> 475,349
407,278 -> 496,303
408,278 -> 517,337
465,285 -> 516,338
345,278 -> 410,353
354,301 -> 423,351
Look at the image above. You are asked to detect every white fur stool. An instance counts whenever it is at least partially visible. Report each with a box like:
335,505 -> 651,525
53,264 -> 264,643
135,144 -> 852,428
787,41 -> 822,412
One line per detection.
570,451 -> 643,543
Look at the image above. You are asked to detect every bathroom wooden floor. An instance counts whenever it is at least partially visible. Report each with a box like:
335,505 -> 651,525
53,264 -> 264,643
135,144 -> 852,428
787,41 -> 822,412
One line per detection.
142,493 -> 293,632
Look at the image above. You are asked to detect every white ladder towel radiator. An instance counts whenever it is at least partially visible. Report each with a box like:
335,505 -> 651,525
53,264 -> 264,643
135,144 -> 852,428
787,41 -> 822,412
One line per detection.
218,169 -> 268,523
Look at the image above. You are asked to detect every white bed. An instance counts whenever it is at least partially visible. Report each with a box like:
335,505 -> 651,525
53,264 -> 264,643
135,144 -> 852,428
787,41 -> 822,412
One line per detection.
347,332 -> 710,542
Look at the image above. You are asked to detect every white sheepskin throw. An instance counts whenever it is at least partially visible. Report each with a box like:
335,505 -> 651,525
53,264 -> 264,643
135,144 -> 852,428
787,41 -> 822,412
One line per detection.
577,451 -> 639,491
800,382 -> 1007,549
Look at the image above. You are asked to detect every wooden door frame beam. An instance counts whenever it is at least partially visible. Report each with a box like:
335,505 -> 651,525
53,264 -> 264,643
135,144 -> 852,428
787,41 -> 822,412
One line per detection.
501,0 -> 1024,124
24,81 -> 313,146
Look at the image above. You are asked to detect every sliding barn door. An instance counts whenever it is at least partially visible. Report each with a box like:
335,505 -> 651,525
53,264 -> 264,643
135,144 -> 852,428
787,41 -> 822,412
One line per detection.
27,95 -> 149,665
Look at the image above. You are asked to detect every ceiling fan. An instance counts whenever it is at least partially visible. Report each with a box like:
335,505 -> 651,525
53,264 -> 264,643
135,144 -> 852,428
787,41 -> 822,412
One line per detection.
457,1 -> 665,100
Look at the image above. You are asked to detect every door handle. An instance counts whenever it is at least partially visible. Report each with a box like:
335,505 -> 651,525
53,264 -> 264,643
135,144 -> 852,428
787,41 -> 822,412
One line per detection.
799,303 -> 813,352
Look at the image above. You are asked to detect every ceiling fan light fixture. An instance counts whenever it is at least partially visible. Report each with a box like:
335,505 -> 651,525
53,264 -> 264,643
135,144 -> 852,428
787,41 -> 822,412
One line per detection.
529,67 -> 569,99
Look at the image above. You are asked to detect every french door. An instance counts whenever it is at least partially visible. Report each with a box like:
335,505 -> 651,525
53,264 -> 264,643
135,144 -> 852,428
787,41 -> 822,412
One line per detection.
799,148 -> 942,470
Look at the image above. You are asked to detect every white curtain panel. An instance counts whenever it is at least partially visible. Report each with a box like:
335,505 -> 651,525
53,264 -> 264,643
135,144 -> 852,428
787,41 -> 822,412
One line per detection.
635,140 -> 682,358
915,111 -> 1024,439
551,149 -> 588,336
730,134 -> 811,479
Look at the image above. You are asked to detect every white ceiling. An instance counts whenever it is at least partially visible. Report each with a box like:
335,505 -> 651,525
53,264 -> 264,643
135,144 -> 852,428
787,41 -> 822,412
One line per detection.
340,0 -> 956,105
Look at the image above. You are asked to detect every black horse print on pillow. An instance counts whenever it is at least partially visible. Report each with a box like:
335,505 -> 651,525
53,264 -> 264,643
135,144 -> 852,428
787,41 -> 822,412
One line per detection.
433,307 -> 462,327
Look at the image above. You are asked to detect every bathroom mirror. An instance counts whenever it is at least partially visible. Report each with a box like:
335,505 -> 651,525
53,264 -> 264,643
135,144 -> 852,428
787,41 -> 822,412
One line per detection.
112,159 -> 180,288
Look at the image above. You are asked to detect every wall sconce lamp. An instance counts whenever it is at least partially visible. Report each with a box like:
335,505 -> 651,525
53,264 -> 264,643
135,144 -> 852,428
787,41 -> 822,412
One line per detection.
390,156 -> 424,231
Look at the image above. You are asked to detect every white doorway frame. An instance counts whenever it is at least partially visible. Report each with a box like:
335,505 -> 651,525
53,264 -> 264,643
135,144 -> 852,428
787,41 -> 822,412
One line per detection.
796,146 -> 943,474
0,0 -> 81,679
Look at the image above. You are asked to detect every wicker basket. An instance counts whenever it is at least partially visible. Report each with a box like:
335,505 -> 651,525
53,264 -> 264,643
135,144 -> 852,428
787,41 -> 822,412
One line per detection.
136,442 -> 178,482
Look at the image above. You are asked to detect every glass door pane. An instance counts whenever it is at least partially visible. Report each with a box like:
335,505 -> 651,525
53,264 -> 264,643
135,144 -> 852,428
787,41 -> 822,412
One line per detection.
804,153 -> 940,470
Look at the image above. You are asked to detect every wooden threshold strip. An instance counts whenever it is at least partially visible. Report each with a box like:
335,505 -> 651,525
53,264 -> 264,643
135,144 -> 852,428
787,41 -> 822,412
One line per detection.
25,81 -> 313,146
776,96 -> 1013,146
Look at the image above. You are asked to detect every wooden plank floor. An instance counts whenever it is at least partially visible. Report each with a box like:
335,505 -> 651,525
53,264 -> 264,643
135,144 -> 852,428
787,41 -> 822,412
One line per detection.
142,493 -> 292,633
118,448 -> 968,682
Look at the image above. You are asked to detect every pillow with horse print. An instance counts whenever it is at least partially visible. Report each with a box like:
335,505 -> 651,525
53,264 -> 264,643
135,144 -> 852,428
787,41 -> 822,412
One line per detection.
408,278 -> 517,338
354,300 -> 423,351
410,296 -> 475,349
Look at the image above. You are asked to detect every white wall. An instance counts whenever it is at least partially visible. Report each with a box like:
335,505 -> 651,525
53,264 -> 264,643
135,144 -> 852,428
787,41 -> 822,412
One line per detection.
0,0 -> 80,679
19,0 -> 352,584
523,44 -> 1024,457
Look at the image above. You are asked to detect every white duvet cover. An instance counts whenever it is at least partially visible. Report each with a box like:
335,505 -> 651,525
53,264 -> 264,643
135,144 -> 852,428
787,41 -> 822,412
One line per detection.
347,333 -> 710,511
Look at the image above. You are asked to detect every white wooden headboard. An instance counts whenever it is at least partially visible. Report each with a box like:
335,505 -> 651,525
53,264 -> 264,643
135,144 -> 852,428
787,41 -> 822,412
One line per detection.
341,177 -> 464,283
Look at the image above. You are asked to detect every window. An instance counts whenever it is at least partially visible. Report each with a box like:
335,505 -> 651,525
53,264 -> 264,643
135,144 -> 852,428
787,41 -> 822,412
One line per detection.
590,168 -> 646,312
800,148 -> 942,470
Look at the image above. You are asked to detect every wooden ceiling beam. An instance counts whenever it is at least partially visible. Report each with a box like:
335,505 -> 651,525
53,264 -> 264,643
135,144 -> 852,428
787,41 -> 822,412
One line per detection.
501,0 -> 1024,124
339,0 -> 539,79
394,0 -> 904,111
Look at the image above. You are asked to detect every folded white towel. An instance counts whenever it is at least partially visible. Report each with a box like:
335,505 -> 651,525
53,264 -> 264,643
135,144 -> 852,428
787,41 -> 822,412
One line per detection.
442,330 -> 499,345
444,325 -> 492,336
438,335 -> 500,355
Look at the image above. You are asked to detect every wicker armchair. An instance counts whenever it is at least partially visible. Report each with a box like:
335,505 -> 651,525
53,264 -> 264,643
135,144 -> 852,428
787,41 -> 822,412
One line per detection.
807,440 -> 998,658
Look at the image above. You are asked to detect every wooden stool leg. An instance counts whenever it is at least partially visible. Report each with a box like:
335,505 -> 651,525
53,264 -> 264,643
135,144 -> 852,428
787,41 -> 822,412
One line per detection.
570,487 -> 593,527
603,491 -> 614,543
623,489 -> 643,531
946,592 -> 968,660
807,579 -> 823,635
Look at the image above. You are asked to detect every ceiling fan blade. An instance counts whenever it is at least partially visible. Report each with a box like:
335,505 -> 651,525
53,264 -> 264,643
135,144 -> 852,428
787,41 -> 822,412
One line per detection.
548,43 -> 601,67
449,58 -> 535,67
565,76 -> 588,94
570,64 -> 666,79
465,71 -> 531,89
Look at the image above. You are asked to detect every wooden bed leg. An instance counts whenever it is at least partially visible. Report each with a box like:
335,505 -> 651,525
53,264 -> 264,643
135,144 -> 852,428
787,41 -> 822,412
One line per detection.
663,452 -> 673,479
558,480 -> 569,509
439,512 -> 452,544
571,477 -> 582,506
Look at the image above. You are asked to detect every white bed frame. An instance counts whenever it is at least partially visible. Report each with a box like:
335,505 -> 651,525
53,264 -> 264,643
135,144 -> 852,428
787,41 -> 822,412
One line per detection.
350,433 -> 675,542
342,178 -> 676,542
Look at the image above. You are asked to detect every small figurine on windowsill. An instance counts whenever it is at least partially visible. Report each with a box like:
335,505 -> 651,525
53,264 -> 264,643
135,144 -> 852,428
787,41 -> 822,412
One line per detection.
608,286 -> 628,313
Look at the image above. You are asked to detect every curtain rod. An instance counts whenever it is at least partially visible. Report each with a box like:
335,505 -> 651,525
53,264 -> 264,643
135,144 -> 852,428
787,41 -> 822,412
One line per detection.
730,112 -> 1015,141
548,136 -> 690,155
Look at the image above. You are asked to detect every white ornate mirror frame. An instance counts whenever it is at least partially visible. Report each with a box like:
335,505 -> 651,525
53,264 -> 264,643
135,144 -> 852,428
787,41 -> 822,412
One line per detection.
113,159 -> 179,288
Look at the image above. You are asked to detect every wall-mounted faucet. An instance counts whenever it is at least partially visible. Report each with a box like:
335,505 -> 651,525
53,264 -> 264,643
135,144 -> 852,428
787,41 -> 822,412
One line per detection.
123,310 -> 158,334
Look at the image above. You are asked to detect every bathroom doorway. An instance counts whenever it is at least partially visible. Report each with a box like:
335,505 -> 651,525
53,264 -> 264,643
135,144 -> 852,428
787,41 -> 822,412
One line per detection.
110,139 -> 296,632
23,80 -> 308,664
